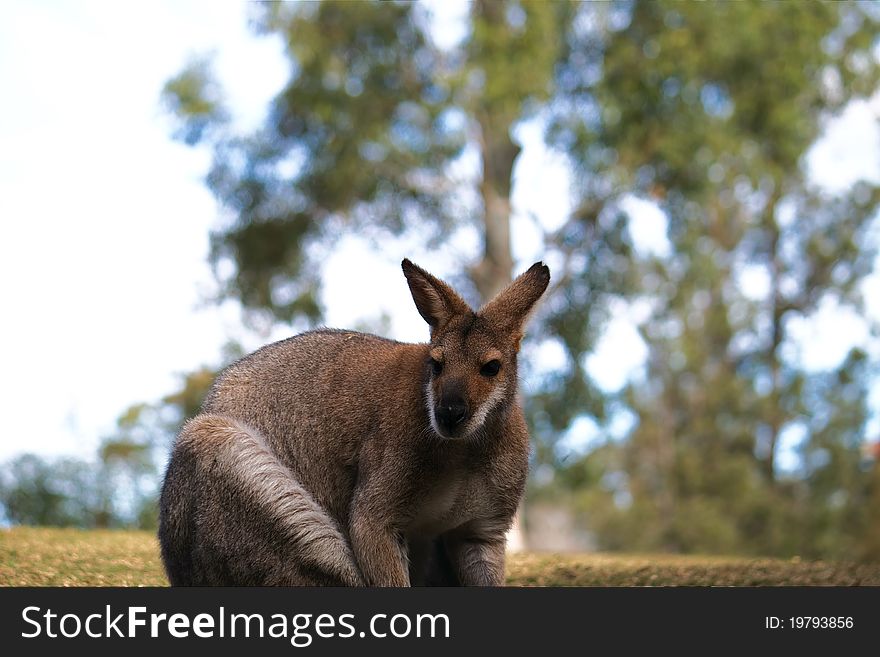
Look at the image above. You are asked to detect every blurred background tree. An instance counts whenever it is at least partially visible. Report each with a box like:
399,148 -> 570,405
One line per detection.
0,455 -> 99,528
3,1 -> 877,562
0,366 -> 221,529
544,0 -> 880,559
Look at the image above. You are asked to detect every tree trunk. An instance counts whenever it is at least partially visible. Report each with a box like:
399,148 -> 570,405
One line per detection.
471,122 -> 518,302
764,193 -> 783,484
472,115 -> 525,551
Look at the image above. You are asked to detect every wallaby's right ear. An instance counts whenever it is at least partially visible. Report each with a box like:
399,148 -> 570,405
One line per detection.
402,259 -> 471,333
479,261 -> 551,347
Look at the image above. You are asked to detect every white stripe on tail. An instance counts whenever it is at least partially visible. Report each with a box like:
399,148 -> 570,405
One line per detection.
183,414 -> 363,586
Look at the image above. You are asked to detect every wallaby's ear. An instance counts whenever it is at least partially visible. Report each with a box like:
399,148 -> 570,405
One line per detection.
479,262 -> 550,347
402,259 -> 471,332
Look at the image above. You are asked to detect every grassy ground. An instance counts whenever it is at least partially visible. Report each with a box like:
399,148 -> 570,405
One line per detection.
2,527 -> 879,586
1,527 -> 168,586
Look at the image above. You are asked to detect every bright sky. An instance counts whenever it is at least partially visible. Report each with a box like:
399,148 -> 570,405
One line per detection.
1,1 -> 878,470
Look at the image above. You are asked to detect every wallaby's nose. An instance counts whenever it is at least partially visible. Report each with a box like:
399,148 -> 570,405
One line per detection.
436,398 -> 468,432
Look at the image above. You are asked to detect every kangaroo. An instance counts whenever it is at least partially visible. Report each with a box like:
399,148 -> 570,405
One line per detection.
158,258 -> 550,586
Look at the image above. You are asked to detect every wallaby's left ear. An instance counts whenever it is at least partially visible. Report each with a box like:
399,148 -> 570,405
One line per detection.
402,258 -> 472,335
479,262 -> 550,346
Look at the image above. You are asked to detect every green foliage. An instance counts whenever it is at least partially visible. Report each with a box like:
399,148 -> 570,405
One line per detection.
543,0 -> 880,560
0,364 -> 220,530
160,366 -> 218,426
198,1 -> 467,324
162,56 -> 229,146
468,0 -> 562,125
167,0 -> 574,323
0,455 -> 99,527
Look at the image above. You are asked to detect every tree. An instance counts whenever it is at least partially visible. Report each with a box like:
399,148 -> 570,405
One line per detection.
93,404 -> 166,528
162,1 -> 584,310
0,454 -> 99,527
549,0 -> 879,557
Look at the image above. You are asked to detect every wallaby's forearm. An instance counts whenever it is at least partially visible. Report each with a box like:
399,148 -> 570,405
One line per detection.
350,503 -> 411,587
446,536 -> 507,586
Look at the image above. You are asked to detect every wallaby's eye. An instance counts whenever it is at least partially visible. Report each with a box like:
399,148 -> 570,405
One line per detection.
430,358 -> 443,376
480,359 -> 501,377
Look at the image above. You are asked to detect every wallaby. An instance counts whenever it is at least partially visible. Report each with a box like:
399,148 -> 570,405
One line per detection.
159,258 -> 550,586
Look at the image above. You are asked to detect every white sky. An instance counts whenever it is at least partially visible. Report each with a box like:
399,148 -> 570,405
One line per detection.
1,1 -> 878,469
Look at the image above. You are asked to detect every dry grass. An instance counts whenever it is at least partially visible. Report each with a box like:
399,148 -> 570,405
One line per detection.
0,527 -> 167,586
505,552 -> 880,586
2,527 -> 878,586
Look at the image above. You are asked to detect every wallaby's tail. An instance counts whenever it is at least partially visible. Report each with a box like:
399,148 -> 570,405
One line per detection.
159,414 -> 363,586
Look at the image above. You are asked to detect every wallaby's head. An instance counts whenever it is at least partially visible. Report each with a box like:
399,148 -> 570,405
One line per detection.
402,259 -> 550,439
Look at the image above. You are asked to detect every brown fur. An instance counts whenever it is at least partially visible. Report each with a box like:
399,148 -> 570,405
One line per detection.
158,259 -> 550,586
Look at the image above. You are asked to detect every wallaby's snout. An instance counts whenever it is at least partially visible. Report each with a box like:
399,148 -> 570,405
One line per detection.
427,355 -> 477,438
435,392 -> 468,433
